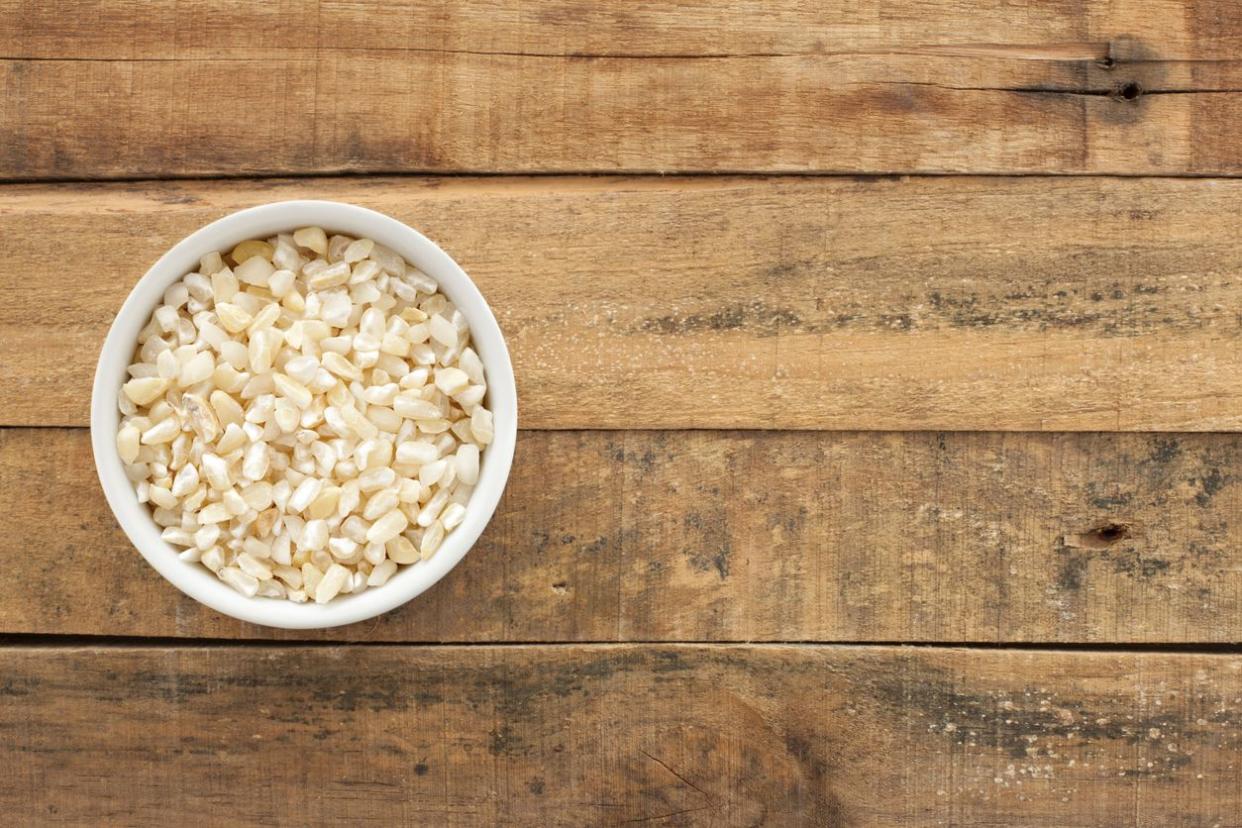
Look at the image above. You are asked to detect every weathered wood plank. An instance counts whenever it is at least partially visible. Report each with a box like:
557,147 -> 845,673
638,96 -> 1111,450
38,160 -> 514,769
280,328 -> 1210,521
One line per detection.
4,1 -> 1242,177
4,428 -> 1241,643
4,176 -> 1242,430
2,644 -> 1239,825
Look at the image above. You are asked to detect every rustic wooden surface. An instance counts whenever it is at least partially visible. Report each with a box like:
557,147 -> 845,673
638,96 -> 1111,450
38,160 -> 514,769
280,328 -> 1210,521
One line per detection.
4,1 -> 1242,824
6,1 -> 1242,178
7,176 -> 1242,431
5,644 -> 1242,826
6,428 -> 1242,645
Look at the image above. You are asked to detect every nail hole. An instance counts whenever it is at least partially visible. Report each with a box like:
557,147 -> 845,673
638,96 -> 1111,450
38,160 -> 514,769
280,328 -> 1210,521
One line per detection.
1098,56 -> 1116,70
1118,81 -> 1142,101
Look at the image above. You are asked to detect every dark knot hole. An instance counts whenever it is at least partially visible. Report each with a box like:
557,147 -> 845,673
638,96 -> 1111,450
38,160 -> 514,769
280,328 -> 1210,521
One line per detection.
1080,523 -> 1131,548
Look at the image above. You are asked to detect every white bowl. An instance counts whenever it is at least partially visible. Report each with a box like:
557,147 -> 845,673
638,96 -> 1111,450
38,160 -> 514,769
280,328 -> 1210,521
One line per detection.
91,201 -> 517,629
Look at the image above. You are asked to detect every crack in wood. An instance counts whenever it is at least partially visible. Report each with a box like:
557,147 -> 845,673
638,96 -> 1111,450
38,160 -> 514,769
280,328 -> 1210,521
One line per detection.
640,749 -> 716,805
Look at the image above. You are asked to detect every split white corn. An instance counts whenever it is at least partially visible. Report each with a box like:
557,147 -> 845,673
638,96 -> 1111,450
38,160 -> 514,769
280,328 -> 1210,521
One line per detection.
366,508 -> 408,544
428,314 -> 456,347
117,425 -> 141,463
386,535 -> 419,564
201,452 -> 231,491
441,502 -> 467,531
314,563 -> 351,603
123,377 -> 169,406
194,524 -> 221,551
118,230 -> 493,602
455,444 -> 480,486
367,559 -> 398,586
221,566 -> 259,597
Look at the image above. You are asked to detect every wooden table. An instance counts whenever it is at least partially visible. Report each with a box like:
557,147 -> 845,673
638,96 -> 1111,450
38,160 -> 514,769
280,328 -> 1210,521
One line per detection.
4,2 -> 1242,824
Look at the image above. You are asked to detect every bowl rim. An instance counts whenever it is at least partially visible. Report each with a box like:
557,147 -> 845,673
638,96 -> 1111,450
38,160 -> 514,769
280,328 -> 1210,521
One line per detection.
90,200 -> 517,629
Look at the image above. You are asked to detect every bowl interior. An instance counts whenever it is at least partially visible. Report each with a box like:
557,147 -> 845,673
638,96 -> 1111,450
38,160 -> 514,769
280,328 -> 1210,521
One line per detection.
91,201 -> 516,629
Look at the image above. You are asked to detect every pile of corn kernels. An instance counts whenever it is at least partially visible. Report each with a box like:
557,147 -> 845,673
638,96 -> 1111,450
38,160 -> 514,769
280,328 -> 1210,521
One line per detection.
117,228 -> 493,603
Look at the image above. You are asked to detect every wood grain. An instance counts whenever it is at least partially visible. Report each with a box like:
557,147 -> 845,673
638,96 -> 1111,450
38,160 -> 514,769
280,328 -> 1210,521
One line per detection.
6,427 -> 1242,643
3,643 -> 1240,825
5,176 -> 1242,430
7,3 -> 1240,823
5,1 -> 1242,177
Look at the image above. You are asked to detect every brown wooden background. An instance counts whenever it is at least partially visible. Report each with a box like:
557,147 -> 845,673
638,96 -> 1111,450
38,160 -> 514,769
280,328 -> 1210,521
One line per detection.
4,2 -> 1242,825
